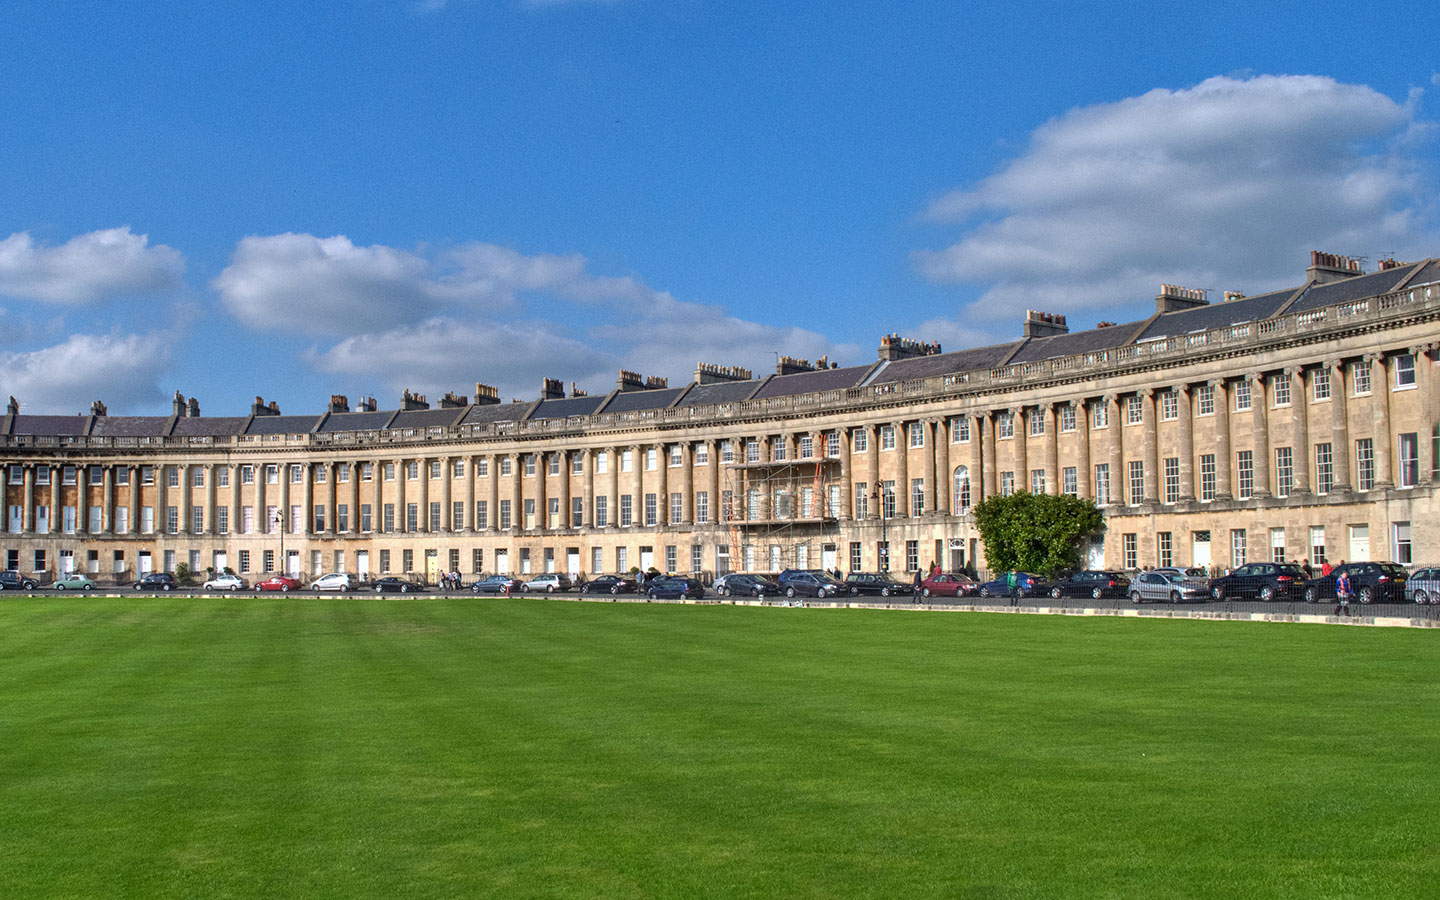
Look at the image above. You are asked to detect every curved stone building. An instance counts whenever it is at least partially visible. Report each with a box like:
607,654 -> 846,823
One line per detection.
3,251 -> 1438,584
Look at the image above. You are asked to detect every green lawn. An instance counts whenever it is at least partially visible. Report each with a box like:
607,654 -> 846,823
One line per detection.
1,596 -> 1436,899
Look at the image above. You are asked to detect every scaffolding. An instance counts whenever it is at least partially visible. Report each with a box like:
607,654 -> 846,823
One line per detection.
721,451 -> 842,574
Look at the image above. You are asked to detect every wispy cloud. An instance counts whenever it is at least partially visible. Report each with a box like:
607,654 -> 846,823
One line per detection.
0,333 -> 171,413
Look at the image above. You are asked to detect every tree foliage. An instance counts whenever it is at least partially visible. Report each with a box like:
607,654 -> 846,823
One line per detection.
973,492 -> 1104,577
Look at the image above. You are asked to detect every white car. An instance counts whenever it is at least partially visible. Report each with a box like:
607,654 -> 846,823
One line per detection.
311,572 -> 356,592
203,574 -> 247,591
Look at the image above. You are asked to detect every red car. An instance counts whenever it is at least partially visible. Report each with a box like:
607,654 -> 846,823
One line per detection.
919,572 -> 979,598
255,575 -> 302,592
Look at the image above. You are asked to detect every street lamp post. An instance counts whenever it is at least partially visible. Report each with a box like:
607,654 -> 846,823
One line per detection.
871,487 -> 889,572
272,509 -> 284,576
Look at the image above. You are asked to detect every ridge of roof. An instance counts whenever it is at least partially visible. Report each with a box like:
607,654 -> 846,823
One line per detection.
1268,280 -> 1315,319
996,338 -> 1030,367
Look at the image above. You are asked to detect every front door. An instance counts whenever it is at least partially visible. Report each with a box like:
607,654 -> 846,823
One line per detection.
356,551 -> 370,579
425,550 -> 440,583
821,543 -> 837,572
1192,531 -> 1212,568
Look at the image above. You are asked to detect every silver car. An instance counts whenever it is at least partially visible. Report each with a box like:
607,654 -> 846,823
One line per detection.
1405,566 -> 1440,604
1130,571 -> 1211,604
522,573 -> 573,593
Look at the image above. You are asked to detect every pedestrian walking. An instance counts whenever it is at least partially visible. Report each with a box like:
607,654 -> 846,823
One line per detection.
1320,559 -> 1333,577
1334,565 -> 1352,617
912,569 -> 923,603
1301,559 -> 1313,580
1006,570 -> 1018,606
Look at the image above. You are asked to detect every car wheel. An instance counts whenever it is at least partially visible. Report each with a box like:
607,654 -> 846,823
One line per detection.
547,585 -> 555,593
611,585 -> 620,595
786,587 -> 796,598
719,586 -> 731,597
979,586 -> 991,597
1091,586 -> 1104,600
1130,591 -> 1142,604
921,587 -> 931,598
1259,585 -> 1274,602
1050,586 -> 1063,599
1358,586 -> 1374,604
163,584 -> 173,592
880,587 -> 891,597
340,585 -> 348,592
280,584 -> 290,592
1170,591 -> 1182,604
1211,586 -> 1224,601
1304,586 -> 1317,604
1416,590 -> 1430,605
83,584 -> 93,591
56,583 -> 66,591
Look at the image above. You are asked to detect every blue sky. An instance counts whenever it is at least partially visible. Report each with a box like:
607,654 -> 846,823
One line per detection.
2,0 -> 1438,415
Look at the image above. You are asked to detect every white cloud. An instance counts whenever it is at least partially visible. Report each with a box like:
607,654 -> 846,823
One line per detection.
0,227 -> 184,304
213,233 -> 666,335
0,333 -> 170,413
914,75 -> 1435,325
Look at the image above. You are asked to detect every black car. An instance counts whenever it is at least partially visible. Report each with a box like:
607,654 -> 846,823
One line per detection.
646,576 -> 706,600
579,574 -> 638,595
1048,570 -> 1131,600
776,569 -> 848,598
372,576 -> 425,593
1302,561 -> 1409,604
978,571 -> 1050,598
843,571 -> 912,597
472,574 -> 524,595
1207,562 -> 1306,601
0,570 -> 40,590
712,573 -> 780,597
133,572 -> 177,591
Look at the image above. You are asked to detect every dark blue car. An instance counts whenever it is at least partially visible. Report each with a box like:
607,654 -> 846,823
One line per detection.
646,576 -> 706,600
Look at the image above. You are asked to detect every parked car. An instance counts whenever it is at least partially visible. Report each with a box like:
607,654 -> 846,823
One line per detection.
255,575 -> 302,592
203,573 -> 247,591
1130,571 -> 1211,603
1151,566 -> 1210,583
844,571 -> 913,597
0,570 -> 40,591
1405,565 -> 1440,604
1207,562 -> 1306,602
372,576 -> 425,593
712,573 -> 781,597
133,572 -> 177,591
1048,570 -> 1131,600
646,576 -> 706,600
978,572 -> 1050,598
579,574 -> 638,595
1302,561 -> 1409,604
472,574 -> 524,595
776,569 -> 848,599
522,573 -> 573,593
53,573 -> 97,591
919,572 -> 979,598
311,572 -> 357,592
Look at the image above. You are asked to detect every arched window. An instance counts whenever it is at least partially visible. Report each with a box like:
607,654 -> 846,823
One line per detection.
953,465 -> 971,513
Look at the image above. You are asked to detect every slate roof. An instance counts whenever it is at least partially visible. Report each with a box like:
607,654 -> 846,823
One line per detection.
243,414 -> 324,435
601,387 -> 688,414
172,416 -> 248,437
387,408 -> 468,430
315,410 -> 396,433
1286,261 -> 1439,316
459,402 -> 530,426
89,416 -> 175,437
866,343 -> 1019,385
675,379 -> 761,407
1133,289 -> 1296,342
1009,322 -> 1140,363
750,365 -> 874,400
7,415 -> 91,437
527,396 -> 607,421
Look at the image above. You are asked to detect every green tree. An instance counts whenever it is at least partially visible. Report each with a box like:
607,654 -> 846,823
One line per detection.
973,492 -> 1104,577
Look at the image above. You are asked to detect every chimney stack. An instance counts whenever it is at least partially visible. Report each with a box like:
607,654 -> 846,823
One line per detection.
1155,284 -> 1209,314
570,382 -> 588,398
251,396 -> 280,416
473,383 -> 500,406
776,355 -> 817,376
186,397 -> 200,417
541,378 -> 565,400
1022,310 -> 1070,338
1307,250 -> 1363,284
399,389 -> 429,411
329,394 -> 350,414
878,334 -> 942,361
90,400 -> 107,416
437,391 -> 468,409
358,396 -> 377,412
172,391 -> 186,417
694,363 -> 753,384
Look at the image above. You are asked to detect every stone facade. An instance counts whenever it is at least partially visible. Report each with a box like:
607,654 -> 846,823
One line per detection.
3,254 -> 1438,583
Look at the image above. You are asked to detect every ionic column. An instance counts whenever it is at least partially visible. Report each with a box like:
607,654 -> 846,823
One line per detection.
1412,344 -> 1437,482
372,463 -> 384,533
1009,409 -> 1026,494
301,464 -> 314,534
21,465 -> 34,532
1211,380 -> 1232,500
1251,374 -> 1271,498
581,449 -> 595,529
1141,390 -> 1159,503
279,464 -> 292,534
1042,404 -> 1058,495
980,413 -> 997,501
465,456 -> 477,532
417,458 -> 430,533
1075,402 -> 1092,500
1368,355 -> 1392,487
204,465 -> 217,535
558,450 -> 572,528
893,421 -> 909,516
933,419 -> 949,513
1177,386 -> 1195,502
49,470 -> 60,535
838,430 -> 853,519
102,466 -> 114,534
1329,361 -> 1351,491
395,459 -> 407,532
1107,395 -> 1123,506
605,447 -> 619,528
706,440 -> 720,523
488,454 -> 502,531
655,444 -> 668,525
1289,368 -> 1310,494
866,424 -> 882,518
348,462 -> 360,533
511,452 -> 523,531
